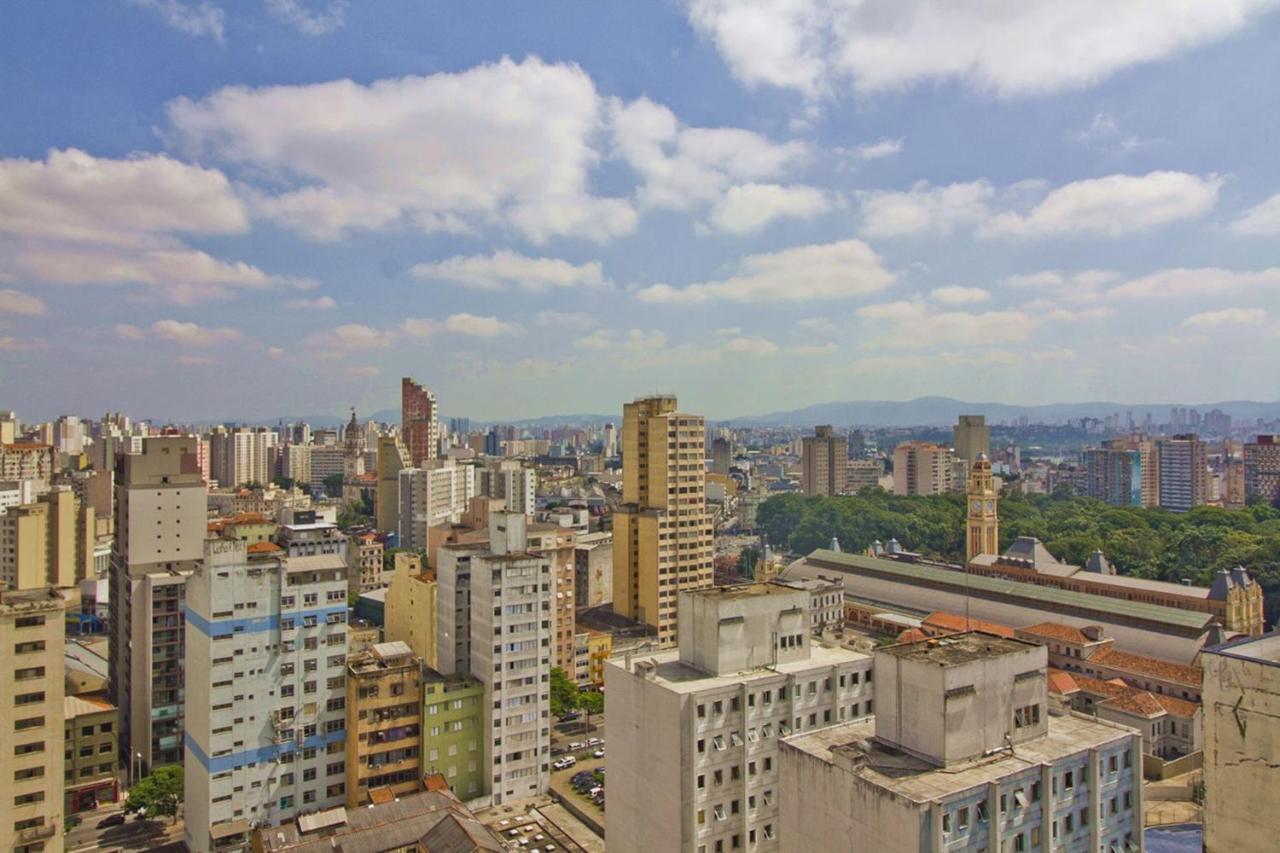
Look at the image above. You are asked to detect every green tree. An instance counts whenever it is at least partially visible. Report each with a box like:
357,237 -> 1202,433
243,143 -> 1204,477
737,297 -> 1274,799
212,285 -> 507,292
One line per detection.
550,667 -> 580,717
322,473 -> 344,496
124,765 -> 183,822
272,475 -> 296,490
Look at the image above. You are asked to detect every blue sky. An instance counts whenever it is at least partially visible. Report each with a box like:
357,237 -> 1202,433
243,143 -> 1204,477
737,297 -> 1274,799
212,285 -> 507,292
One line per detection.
2,0 -> 1280,423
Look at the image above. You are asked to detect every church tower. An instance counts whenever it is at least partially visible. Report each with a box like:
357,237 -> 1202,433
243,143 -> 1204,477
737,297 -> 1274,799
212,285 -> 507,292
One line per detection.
343,407 -> 365,483
966,453 -> 999,562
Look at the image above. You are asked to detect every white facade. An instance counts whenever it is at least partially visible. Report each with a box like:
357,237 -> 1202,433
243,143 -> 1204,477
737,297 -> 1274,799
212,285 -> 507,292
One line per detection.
605,585 -> 874,853
184,539 -> 350,853
398,461 -> 475,551
435,512 -> 552,805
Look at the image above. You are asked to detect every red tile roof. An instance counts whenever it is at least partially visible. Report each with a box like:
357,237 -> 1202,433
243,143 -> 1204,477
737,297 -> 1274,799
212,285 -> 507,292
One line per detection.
1071,674 -> 1133,699
1018,622 -> 1093,645
1047,668 -> 1080,696
1091,647 -> 1201,688
1152,694 -> 1201,718
923,611 -> 1015,638
1099,690 -> 1166,718
897,628 -> 929,643
247,541 -> 283,554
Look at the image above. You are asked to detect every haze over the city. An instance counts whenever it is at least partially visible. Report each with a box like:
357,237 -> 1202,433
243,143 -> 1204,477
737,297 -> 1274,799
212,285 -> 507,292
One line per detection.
4,1 -> 1280,421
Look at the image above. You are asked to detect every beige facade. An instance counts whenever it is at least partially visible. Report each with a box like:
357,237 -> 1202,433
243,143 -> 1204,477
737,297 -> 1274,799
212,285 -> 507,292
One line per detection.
527,523 -> 577,672
373,435 -> 410,535
0,487 -> 94,590
801,426 -> 847,497
346,642 -> 424,806
1201,633 -> 1280,853
892,441 -> 957,496
64,693 -> 118,813
612,396 -> 714,646
345,533 -> 385,596
1243,435 -> 1280,505
384,552 -> 438,670
1,588 -> 66,853
953,414 -> 990,464
0,442 -> 55,485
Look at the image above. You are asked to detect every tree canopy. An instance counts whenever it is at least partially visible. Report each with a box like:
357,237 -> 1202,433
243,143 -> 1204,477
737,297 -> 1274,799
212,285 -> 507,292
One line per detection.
758,489 -> 1280,625
124,764 -> 183,822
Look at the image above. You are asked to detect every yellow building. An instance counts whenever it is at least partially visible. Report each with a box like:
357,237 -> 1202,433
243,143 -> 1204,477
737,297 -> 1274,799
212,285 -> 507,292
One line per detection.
345,641 -> 424,807
64,693 -> 118,813
612,395 -> 714,646
375,434 -> 411,535
0,487 -> 94,590
1,588 -> 66,853
384,552 -> 437,670
587,631 -> 612,687
966,454 -> 999,561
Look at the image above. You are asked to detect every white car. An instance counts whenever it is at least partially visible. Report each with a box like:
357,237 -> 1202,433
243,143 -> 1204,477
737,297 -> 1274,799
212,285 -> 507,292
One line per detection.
553,756 -> 577,770
593,749 -> 605,759
586,737 -> 603,747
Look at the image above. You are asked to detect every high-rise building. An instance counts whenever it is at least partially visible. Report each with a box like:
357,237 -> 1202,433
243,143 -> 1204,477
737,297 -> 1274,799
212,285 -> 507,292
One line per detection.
711,436 -> 732,477
435,512 -> 552,804
420,670 -> 486,800
374,434 -> 411,534
1201,633 -> 1280,853
1244,435 -> 1280,505
1081,447 -> 1144,507
0,486 -> 94,589
1157,434 -> 1208,512
612,395 -> 714,646
109,435 -> 206,771
892,441 -> 956,496
309,446 -> 345,494
845,458 -> 882,492
478,459 -> 536,516
603,421 -> 618,458
279,442 -> 311,487
209,427 -> 278,488
605,583 -> 873,853
952,414 -> 990,464
966,454 -> 999,561
184,537 -> 350,852
801,425 -> 847,496
345,641 -> 422,807
401,377 -> 440,467
1,588 -> 66,853
384,552 -> 438,669
779,633 -> 1143,853
398,461 -> 475,551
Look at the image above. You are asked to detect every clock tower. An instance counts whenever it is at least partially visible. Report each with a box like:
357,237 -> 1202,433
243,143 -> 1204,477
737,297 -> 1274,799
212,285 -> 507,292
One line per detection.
966,453 -> 999,562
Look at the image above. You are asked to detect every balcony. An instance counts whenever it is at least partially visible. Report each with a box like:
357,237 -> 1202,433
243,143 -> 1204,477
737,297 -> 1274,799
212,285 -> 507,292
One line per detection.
17,824 -> 56,842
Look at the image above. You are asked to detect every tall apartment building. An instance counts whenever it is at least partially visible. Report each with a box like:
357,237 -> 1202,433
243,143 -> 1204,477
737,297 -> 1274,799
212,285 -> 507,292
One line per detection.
953,414 -> 990,464
345,641 -> 422,807
421,670 -> 486,800
780,633 -> 1143,853
711,436 -> 732,477
384,552 -> 438,669
279,443 -> 311,488
0,441 -> 55,486
527,523 -> 577,673
210,427 -> 279,489
479,459 -> 536,516
1104,434 -> 1159,507
1244,435 -> 1280,505
308,446 -> 345,494
845,458 -> 882,493
345,533 -> 384,596
801,425 -> 847,497
1,588 -> 66,853
184,538 -> 350,853
892,441 -> 956,496
606,584 -> 874,853
435,512 -> 552,805
1201,633 -> 1280,853
0,486 -> 94,589
398,461 -> 475,551
1081,447 -> 1144,507
613,395 -> 714,646
374,435 -> 411,535
1157,434 -> 1208,512
109,435 -> 206,771
402,377 -> 440,467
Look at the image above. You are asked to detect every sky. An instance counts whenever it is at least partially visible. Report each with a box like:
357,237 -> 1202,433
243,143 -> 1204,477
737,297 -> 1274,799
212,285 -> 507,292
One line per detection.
2,0 -> 1280,424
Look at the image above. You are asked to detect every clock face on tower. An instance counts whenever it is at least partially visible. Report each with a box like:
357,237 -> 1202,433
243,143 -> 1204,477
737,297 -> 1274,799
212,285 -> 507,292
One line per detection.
985,500 -> 994,512
970,499 -> 981,512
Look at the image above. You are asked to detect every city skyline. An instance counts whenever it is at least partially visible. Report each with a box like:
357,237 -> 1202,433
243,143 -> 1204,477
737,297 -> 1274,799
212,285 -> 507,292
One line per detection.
3,3 -> 1280,420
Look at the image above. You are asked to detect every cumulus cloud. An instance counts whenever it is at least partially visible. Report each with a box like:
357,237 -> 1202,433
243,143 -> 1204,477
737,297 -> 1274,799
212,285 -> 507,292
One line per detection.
1228,192 -> 1280,235
130,0 -> 225,42
930,286 -> 990,305
637,239 -> 892,304
534,310 -> 597,329
303,323 -> 393,357
609,96 -> 807,211
265,0 -> 347,35
444,313 -> 520,337
575,328 -> 668,352
284,295 -> 337,310
687,0 -> 1280,99
858,180 -> 995,238
981,171 -> 1221,238
1109,267 -> 1280,299
150,319 -> 243,346
856,300 -> 1037,349
788,342 -> 838,355
411,250 -> 607,292
706,183 -> 832,233
855,138 -> 904,161
0,290 -> 47,316
166,58 -> 637,244
1182,307 -> 1268,327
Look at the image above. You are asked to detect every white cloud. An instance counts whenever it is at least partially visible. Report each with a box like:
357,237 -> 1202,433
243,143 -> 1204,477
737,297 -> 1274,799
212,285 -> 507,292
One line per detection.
114,324 -> 147,341
637,239 -> 892,304
304,323 -> 393,357
344,365 -> 380,378
794,317 -> 837,335
575,328 -> 668,352
687,0 -> 1280,98
151,319 -> 243,346
609,97 -> 807,211
789,342 -> 838,355
855,138 -> 904,160
981,171 -> 1221,238
1109,267 -> 1280,299
0,290 -> 47,316
1228,192 -> 1280,235
444,313 -> 520,337
167,58 -> 637,244
706,183 -> 832,233
858,180 -> 994,238
1182,307 -> 1268,327
410,250 -> 607,292
265,0 -> 347,35
534,311 -> 596,329
284,295 -> 337,310
131,0 -> 225,42
930,286 -> 990,305
856,300 -> 1037,349
399,318 -> 439,338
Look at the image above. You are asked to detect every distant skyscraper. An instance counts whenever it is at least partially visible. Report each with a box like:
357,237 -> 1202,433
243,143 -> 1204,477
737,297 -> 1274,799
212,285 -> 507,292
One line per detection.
711,435 -> 732,476
1244,435 -> 1280,505
1082,447 -> 1144,507
612,395 -> 713,646
374,434 -> 411,534
1157,434 -> 1208,512
603,421 -> 618,458
952,414 -> 990,464
398,461 -> 475,550
801,425 -> 847,496
892,441 -> 957,496
401,377 -> 440,467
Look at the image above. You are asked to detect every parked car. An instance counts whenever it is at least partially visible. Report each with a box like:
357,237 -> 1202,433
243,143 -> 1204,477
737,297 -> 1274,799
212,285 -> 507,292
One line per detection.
586,737 -> 603,747
568,741 -> 584,751
97,815 -> 126,829
559,711 -> 580,722
593,748 -> 605,759
553,756 -> 577,770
